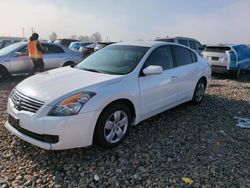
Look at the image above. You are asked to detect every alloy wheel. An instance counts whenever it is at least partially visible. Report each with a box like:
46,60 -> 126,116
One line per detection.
104,110 -> 128,144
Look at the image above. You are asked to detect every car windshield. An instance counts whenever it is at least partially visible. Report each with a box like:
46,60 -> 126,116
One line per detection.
0,42 -> 25,56
76,45 -> 149,75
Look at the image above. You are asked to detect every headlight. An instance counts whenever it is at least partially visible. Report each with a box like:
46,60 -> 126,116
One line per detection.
48,92 -> 95,116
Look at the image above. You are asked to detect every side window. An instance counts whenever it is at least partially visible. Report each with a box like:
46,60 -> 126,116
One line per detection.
190,51 -> 197,62
196,41 -> 202,49
45,44 -> 65,54
143,46 -> 174,70
173,46 -> 194,66
178,39 -> 188,47
17,46 -> 28,56
189,40 -> 196,50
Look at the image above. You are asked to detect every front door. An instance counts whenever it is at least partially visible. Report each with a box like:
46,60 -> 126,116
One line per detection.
139,46 -> 179,117
9,45 -> 33,74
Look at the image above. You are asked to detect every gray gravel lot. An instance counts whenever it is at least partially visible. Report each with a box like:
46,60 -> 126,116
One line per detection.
0,74 -> 250,187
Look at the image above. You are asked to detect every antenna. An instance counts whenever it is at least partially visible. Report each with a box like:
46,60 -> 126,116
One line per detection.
22,28 -> 25,39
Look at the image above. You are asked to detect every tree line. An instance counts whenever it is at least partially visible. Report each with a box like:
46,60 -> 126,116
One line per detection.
49,32 -> 102,42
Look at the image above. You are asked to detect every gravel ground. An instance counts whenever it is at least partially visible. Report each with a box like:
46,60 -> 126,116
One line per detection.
0,74 -> 250,188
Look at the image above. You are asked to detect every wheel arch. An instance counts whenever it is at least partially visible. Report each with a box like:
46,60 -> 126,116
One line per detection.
92,98 -> 137,146
0,64 -> 10,77
199,76 -> 207,88
62,61 -> 75,67
98,98 -> 136,123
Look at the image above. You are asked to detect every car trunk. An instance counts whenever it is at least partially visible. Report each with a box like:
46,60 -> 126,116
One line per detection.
203,46 -> 231,67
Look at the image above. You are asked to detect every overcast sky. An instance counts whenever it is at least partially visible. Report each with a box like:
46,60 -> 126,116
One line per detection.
1,0 -> 250,44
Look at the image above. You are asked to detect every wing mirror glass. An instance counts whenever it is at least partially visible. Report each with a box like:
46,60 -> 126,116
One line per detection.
143,65 -> 163,76
14,52 -> 23,57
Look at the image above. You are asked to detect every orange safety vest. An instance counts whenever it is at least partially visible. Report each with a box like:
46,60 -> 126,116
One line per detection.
28,40 -> 42,59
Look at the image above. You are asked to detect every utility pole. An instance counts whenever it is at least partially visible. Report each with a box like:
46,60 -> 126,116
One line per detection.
31,27 -> 34,34
22,28 -> 25,39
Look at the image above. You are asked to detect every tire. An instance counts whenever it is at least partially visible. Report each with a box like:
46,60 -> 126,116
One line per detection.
94,104 -> 132,148
0,66 -> 9,81
236,67 -> 240,79
192,79 -> 206,105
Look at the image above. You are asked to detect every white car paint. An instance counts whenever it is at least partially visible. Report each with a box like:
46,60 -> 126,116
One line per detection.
5,41 -> 211,150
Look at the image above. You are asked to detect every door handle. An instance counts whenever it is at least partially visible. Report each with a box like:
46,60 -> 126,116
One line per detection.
171,76 -> 177,80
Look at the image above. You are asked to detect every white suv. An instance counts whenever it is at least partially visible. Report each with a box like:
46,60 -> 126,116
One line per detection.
155,37 -> 204,55
5,41 -> 211,150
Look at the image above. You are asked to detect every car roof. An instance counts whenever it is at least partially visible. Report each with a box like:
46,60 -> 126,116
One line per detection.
156,36 -> 198,41
112,41 -> 171,48
205,44 -> 245,48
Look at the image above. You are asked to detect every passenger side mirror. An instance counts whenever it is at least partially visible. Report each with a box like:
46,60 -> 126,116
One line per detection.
143,65 -> 163,76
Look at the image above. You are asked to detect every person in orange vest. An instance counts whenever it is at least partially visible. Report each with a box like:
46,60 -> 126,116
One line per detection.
28,33 -> 44,75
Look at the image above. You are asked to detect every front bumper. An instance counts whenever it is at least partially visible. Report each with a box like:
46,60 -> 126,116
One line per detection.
5,98 -> 101,150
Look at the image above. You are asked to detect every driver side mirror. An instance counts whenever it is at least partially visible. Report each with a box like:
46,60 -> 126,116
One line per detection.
13,52 -> 23,57
143,65 -> 163,76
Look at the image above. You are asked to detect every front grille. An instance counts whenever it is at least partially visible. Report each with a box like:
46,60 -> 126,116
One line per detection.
10,89 -> 44,113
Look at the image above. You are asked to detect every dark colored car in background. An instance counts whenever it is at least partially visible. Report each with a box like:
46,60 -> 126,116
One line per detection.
54,39 -> 78,47
94,42 -> 116,51
80,42 -> 116,58
0,40 -> 22,49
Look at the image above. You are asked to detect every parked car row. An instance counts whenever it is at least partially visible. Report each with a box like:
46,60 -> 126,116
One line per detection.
4,41 -> 211,149
0,39 -> 22,49
202,44 -> 250,77
155,36 -> 250,76
0,42 -> 82,80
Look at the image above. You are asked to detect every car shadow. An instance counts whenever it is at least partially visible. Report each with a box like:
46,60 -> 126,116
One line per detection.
212,72 -> 250,83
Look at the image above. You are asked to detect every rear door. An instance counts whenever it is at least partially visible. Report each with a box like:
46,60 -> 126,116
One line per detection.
42,44 -> 65,70
171,45 -> 199,100
139,45 -> 179,117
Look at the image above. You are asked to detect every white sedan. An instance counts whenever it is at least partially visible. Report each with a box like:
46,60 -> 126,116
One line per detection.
5,41 -> 211,150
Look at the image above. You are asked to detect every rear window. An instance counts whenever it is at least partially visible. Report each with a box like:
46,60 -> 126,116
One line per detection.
204,46 -> 231,53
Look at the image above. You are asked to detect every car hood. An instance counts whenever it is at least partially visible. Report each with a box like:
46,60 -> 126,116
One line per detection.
16,67 -> 123,104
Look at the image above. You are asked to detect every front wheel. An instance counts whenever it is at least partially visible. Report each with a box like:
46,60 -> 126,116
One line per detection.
94,104 -> 132,148
192,79 -> 206,104
0,66 -> 9,81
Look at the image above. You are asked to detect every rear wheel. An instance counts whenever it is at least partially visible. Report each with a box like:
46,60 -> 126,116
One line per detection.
192,79 -> 206,104
0,66 -> 9,81
236,67 -> 241,79
94,104 -> 132,148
